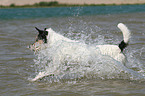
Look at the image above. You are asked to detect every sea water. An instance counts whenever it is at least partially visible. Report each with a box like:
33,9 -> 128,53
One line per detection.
0,5 -> 145,95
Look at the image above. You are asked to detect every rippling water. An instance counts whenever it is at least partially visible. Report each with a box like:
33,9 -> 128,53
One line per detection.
0,5 -> 145,95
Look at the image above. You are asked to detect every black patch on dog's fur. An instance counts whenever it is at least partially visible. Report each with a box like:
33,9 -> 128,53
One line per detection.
35,27 -> 48,43
119,40 -> 128,52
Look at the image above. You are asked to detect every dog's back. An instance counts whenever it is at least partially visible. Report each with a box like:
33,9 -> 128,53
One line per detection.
46,28 -> 78,47
96,23 -> 130,63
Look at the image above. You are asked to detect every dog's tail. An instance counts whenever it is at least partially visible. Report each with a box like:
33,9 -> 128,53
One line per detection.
117,23 -> 131,52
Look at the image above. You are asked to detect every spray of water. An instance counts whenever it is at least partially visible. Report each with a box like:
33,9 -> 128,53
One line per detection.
30,7 -> 145,82
31,32 -> 145,82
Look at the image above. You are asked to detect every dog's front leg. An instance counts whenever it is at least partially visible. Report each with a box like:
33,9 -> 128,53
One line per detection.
31,71 -> 50,82
31,61 -> 60,82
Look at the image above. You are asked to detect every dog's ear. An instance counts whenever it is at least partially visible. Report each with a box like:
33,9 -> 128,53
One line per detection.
35,27 -> 43,34
44,31 -> 48,35
44,28 -> 47,31
44,28 -> 48,35
35,27 -> 40,31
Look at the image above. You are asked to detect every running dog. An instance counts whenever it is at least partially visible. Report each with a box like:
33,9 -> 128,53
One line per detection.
29,23 -> 131,81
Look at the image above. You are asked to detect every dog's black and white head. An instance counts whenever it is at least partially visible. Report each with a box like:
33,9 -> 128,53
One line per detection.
29,27 -> 78,52
29,27 -> 48,51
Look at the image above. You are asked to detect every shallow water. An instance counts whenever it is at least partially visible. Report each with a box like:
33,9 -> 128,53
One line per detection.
0,5 -> 145,95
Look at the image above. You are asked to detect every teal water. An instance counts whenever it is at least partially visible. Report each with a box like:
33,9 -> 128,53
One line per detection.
0,5 -> 145,19
0,5 -> 145,96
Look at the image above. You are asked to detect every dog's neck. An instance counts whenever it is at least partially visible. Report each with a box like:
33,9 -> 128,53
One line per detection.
46,28 -> 77,47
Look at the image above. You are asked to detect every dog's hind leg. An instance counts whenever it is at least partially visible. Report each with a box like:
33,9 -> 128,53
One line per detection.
117,23 -> 131,52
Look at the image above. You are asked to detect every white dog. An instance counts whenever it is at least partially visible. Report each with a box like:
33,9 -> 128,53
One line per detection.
29,23 -> 131,81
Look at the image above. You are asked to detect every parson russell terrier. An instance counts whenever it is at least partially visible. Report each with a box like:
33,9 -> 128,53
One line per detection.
29,23 -> 131,81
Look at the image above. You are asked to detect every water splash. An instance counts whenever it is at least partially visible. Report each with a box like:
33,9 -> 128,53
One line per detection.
30,8 -> 145,82
31,39 -> 145,82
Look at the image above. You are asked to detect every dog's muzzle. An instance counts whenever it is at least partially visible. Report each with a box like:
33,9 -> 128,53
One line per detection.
28,42 -> 41,51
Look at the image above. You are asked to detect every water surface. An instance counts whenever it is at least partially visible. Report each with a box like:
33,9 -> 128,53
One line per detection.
0,5 -> 145,95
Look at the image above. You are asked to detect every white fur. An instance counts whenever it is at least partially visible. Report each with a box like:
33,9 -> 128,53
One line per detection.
96,45 -> 126,64
46,28 -> 78,47
45,23 -> 130,63
96,23 -> 130,63
118,23 -> 131,43
31,23 -> 130,81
